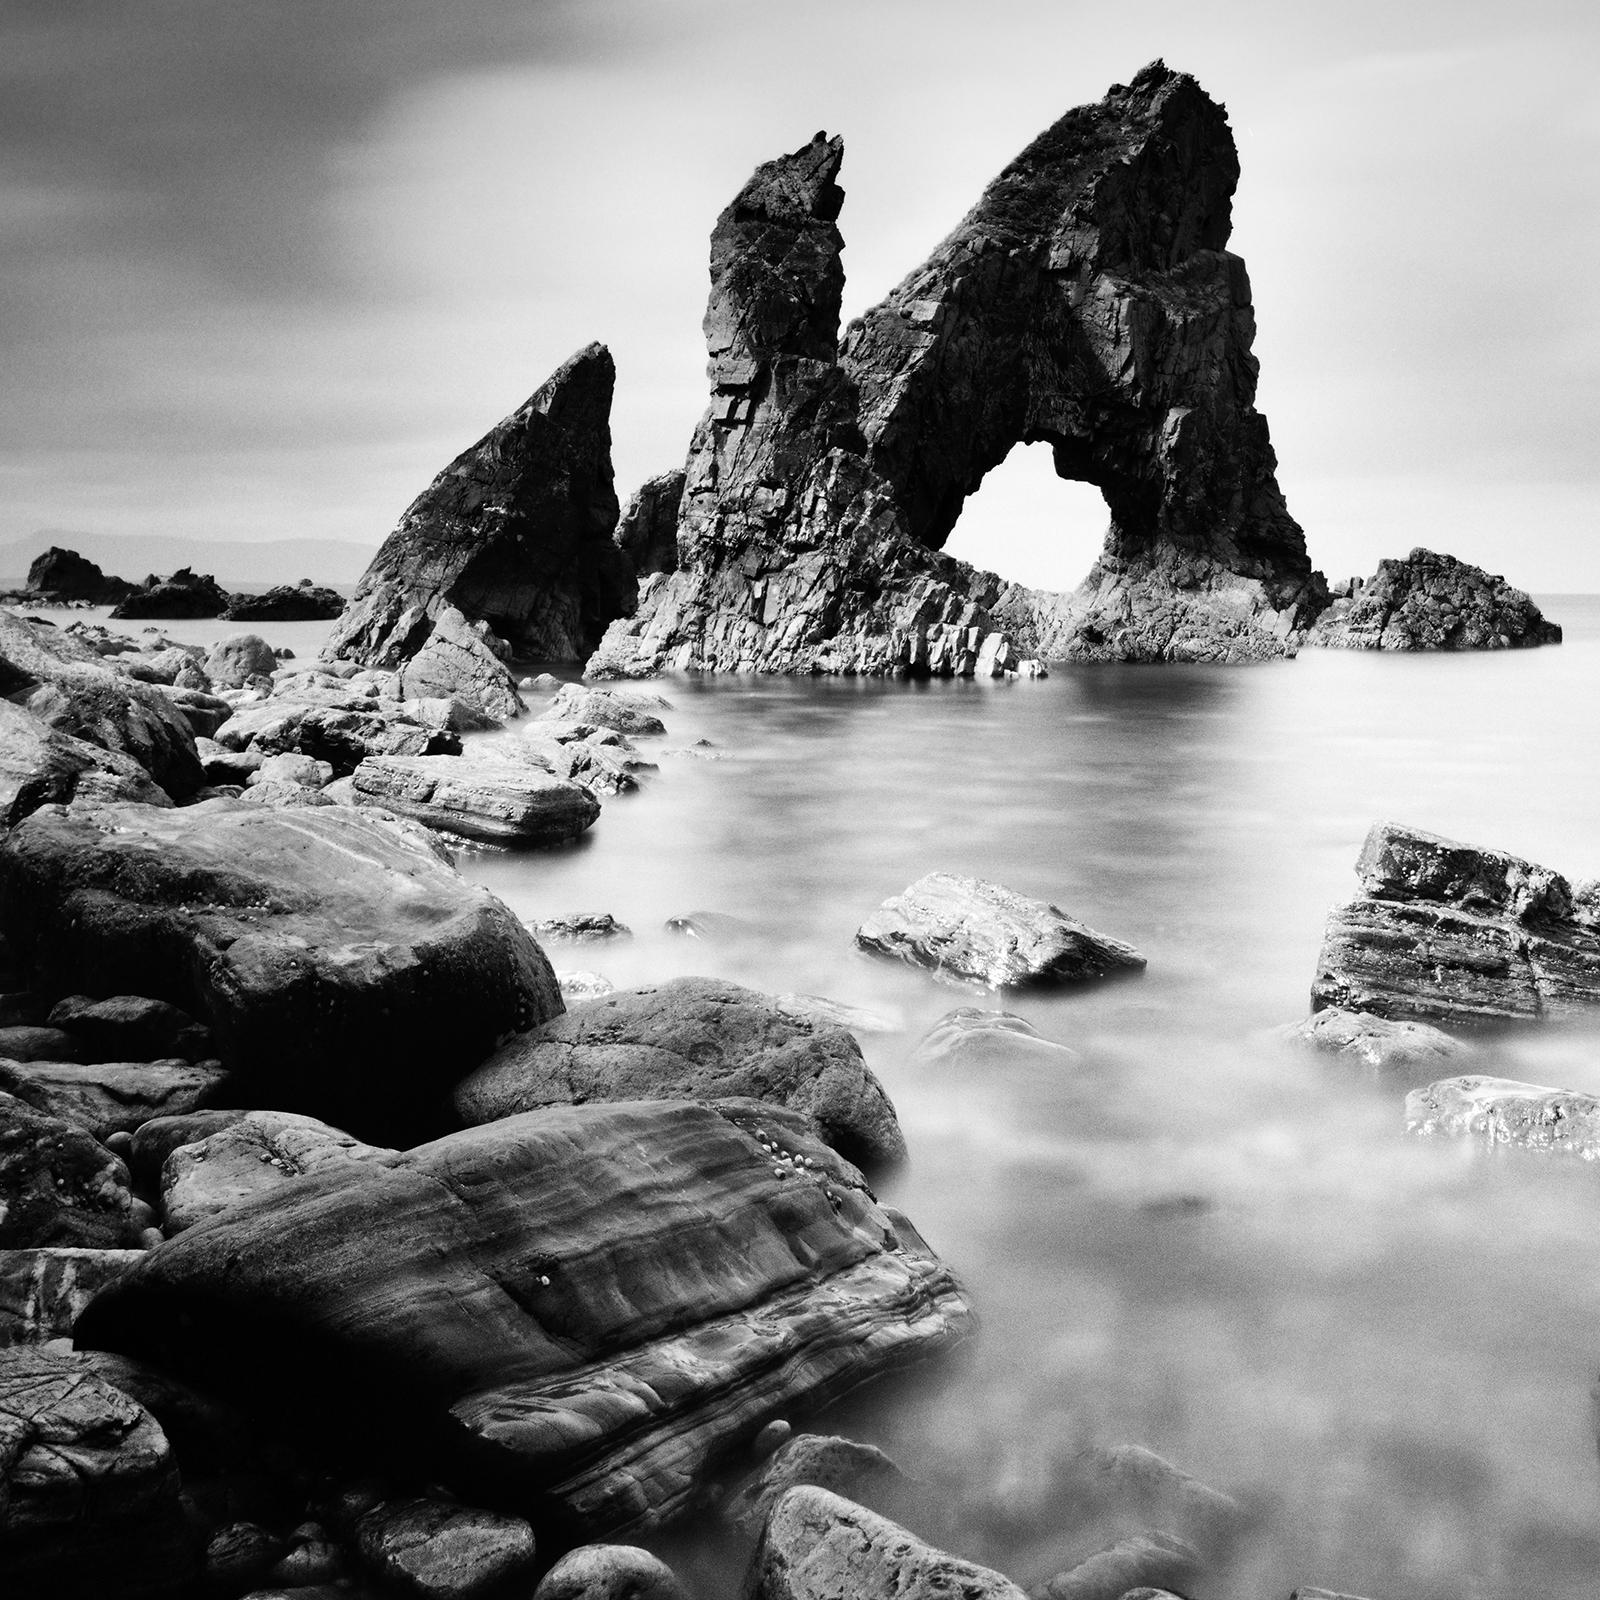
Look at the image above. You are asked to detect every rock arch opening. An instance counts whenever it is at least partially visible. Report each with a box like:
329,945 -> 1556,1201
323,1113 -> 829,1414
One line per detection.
940,442 -> 1110,596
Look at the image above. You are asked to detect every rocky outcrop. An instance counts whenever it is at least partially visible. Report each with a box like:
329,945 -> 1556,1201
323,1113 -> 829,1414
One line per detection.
616,470 -> 684,579
111,566 -> 231,620
392,604 -> 525,722
1306,548 -> 1560,650
857,873 -> 1146,989
324,344 -> 634,672
0,802 -> 561,1142
223,581 -> 346,622
1405,1075 -> 1600,1159
750,1487 -> 1027,1600
1311,823 -> 1600,1025
0,698 -> 172,824
24,546 -> 134,604
589,65 -> 1329,677
75,1100 -> 973,1537
0,607 -> 204,801
349,752 -> 601,846
452,976 -> 908,1173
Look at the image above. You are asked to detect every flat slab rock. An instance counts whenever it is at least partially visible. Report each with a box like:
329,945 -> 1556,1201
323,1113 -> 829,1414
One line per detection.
452,975 -> 907,1173
76,1100 -> 971,1538
0,801 -> 561,1144
1312,823 -> 1600,1026
751,1486 -> 1027,1600
351,752 -> 601,846
857,873 -> 1146,989
1405,1075 -> 1600,1159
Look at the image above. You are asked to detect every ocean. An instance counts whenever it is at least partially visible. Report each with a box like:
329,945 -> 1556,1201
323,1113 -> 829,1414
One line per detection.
47,595 -> 1600,1597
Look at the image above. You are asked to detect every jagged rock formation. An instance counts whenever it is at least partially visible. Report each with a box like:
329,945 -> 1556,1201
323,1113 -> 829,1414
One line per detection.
324,343 -> 634,670
24,547 -> 134,605
589,64 -> 1327,677
1305,548 -> 1560,650
111,567 -> 231,620
223,581 -> 345,622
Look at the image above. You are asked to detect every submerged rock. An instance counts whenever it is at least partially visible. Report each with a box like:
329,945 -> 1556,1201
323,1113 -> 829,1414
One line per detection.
750,1486 -> 1026,1600
1405,1075 -> 1600,1159
453,976 -> 906,1173
350,752 -> 601,846
325,343 -> 633,670
1312,823 -> 1600,1025
76,1100 -> 972,1537
0,802 -> 560,1143
1306,548 -> 1560,650
1285,1006 -> 1472,1080
1034,1529 -> 1201,1600
857,874 -> 1146,989
530,912 -> 633,943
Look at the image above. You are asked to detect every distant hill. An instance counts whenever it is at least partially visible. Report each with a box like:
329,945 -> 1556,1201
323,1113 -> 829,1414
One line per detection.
0,533 -> 378,593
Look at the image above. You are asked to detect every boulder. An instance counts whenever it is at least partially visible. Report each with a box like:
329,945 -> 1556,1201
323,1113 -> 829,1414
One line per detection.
1033,1530 -> 1201,1600
0,1022 -> 85,1061
1405,1075 -> 1600,1159
0,802 -> 561,1143
75,1100 -> 973,1536
0,1058 -> 229,1143
353,1495 -> 538,1599
213,699 -> 461,774
723,1433 -> 911,1542
453,976 -> 908,1173
393,604 -> 525,723
350,753 -> 601,847
223,582 -> 347,622
1305,548 -> 1561,650
910,1008 -> 1082,1073
1311,823 -> 1600,1025
110,566 -> 231,619
324,343 -> 634,669
0,1091 -> 143,1248
533,1544 -> 685,1600
24,546 -> 134,604
0,1247 -> 144,1345
249,751 -> 335,789
0,699 -> 172,825
206,632 -> 280,688
857,874 -> 1146,989
163,684 -> 233,737
160,1110 -> 386,1234
0,1346 -> 195,1597
117,643 -> 208,687
520,733 -> 647,796
588,67 -> 1332,680
46,993 -> 212,1061
238,778 -> 337,809
750,1486 -> 1026,1600
1284,1006 -> 1472,1080
540,684 -> 666,736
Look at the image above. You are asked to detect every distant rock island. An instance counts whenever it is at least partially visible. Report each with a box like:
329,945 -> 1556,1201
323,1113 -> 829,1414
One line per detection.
308,61 -> 1558,681
11,550 -> 345,622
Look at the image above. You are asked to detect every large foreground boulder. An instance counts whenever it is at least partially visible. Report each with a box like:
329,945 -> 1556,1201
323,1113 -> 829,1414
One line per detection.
324,343 -> 634,671
0,803 -> 561,1142
453,976 -> 907,1172
1311,823 -> 1600,1025
1306,548 -> 1561,650
75,1100 -> 973,1536
857,874 -> 1146,989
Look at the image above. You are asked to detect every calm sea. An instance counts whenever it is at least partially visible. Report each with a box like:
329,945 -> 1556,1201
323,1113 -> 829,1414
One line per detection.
44,595 -> 1600,1597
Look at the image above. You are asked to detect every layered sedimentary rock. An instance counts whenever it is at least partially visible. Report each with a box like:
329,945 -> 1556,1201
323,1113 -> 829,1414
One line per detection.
0,802 -> 561,1141
325,343 -> 634,669
76,1100 -> 973,1536
1306,548 -> 1560,650
1311,823 -> 1600,1025
589,64 -> 1327,676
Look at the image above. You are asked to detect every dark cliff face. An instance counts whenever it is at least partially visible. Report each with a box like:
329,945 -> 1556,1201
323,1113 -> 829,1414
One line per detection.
590,62 -> 1326,677
325,343 -> 633,668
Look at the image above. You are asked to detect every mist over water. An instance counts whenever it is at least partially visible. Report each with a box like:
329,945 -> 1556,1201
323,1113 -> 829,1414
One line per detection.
100,596 -> 1600,1596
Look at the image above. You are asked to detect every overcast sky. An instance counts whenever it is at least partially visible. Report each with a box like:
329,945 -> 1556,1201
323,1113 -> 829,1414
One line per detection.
3,0 -> 1597,592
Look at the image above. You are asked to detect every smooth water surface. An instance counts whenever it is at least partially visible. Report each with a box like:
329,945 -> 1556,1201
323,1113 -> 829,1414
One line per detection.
64,596 -> 1600,1597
